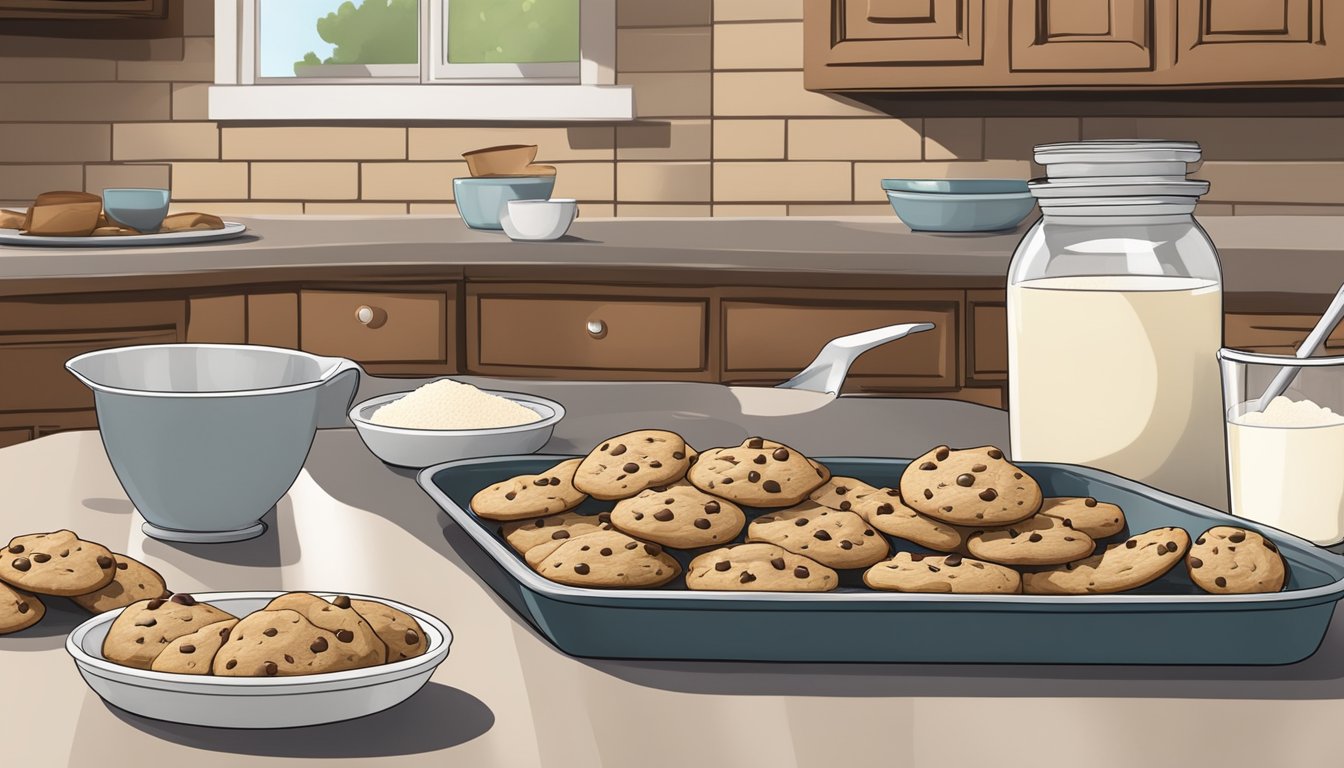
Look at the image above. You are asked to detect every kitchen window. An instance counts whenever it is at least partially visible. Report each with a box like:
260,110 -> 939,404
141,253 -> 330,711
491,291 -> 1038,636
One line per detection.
210,0 -> 632,121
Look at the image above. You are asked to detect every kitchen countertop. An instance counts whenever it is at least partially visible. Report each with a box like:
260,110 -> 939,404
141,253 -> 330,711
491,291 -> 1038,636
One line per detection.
3,378 -> 1343,767
0,215 -> 1340,298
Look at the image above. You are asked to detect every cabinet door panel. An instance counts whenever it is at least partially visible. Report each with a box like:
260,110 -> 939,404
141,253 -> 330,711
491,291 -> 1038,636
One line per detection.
1176,0 -> 1344,83
824,0 -> 984,64
1010,0 -> 1155,72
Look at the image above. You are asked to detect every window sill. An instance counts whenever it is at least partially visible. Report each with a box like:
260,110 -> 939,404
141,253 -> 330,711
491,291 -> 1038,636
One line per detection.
207,84 -> 634,122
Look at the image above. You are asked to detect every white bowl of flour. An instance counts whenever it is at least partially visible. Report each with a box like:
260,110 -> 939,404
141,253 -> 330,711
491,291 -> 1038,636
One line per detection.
350,379 -> 564,468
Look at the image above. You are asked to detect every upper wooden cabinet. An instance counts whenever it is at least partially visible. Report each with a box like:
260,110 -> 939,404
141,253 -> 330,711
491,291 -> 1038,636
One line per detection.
805,0 -> 1344,90
0,0 -> 165,19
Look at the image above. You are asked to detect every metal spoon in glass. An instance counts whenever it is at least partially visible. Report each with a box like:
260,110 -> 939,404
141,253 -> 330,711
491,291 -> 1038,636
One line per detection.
1253,282 -> 1344,411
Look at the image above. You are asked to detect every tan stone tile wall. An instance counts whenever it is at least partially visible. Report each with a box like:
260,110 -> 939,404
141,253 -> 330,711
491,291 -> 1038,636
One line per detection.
0,0 -> 1341,217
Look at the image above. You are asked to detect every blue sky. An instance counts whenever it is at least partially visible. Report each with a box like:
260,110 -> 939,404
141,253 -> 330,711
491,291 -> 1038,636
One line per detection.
259,0 -> 346,77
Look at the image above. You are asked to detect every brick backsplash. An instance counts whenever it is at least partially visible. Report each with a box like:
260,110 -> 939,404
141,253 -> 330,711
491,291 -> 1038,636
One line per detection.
0,0 -> 1341,217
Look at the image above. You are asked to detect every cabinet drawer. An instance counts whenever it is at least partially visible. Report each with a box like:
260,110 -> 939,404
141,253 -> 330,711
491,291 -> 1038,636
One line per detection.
722,299 -> 958,389
969,293 -> 1007,381
1225,314 -> 1344,355
472,294 -> 707,373
300,290 -> 449,364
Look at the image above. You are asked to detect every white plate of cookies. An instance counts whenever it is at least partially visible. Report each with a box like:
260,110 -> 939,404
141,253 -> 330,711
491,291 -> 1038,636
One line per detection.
65,591 -> 451,729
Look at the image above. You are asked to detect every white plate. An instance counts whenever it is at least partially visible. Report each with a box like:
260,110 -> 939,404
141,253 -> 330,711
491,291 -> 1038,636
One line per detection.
0,221 -> 247,247
66,591 -> 452,729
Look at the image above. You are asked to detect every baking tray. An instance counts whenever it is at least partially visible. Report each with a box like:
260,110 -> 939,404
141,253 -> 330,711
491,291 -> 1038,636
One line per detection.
418,456 -> 1344,665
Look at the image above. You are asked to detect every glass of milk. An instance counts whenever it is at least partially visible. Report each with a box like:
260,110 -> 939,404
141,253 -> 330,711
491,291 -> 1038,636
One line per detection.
1220,348 -> 1344,545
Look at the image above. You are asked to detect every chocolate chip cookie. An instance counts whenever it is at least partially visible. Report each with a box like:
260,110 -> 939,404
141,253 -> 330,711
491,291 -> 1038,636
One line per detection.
809,476 -> 882,512
1037,497 -> 1126,539
864,552 -> 1022,594
574,430 -> 697,500
1186,526 -> 1286,594
102,594 -> 236,670
214,609 -> 370,677
264,592 -> 387,666
688,437 -> 828,508
501,510 -> 614,556
71,554 -> 169,613
849,488 -> 964,553
0,581 -> 43,635
150,618 -> 238,675
966,515 -> 1096,566
530,529 -> 682,588
1023,527 -> 1191,595
350,599 -> 428,661
0,529 -> 117,597
746,501 -> 889,569
899,445 -> 1041,526
610,481 -> 746,549
470,458 -> 588,521
686,543 -> 837,592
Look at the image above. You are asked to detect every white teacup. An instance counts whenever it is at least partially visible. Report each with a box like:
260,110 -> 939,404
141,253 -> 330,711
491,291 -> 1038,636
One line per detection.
501,198 -> 578,241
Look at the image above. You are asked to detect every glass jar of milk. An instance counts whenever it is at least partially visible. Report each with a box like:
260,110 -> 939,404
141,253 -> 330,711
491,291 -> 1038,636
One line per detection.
1007,140 -> 1227,509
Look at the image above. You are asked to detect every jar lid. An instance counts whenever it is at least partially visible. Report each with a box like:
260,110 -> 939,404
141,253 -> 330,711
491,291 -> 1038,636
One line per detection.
1030,139 -> 1208,202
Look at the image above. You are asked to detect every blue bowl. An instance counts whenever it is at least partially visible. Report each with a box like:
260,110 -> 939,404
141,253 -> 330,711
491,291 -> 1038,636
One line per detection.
882,179 -> 1035,232
101,188 -> 171,232
880,178 -> 1029,195
453,177 -> 556,231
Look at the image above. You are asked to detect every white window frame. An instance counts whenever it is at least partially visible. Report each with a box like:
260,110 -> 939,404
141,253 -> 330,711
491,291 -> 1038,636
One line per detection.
209,0 -> 632,121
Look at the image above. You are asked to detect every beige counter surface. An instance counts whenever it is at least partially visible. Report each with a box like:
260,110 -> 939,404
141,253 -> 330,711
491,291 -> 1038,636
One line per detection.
2,380 -> 1342,767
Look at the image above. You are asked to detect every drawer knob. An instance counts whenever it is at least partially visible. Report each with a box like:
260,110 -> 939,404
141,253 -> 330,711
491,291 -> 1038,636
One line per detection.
356,305 -> 376,325
586,319 -> 607,338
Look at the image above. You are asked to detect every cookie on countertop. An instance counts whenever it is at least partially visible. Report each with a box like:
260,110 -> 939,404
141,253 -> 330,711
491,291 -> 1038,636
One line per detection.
150,618 -> 238,675
213,609 -> 369,677
686,543 -> 837,592
0,529 -> 117,597
574,430 -> 697,500
966,515 -> 1096,566
809,476 -> 882,512
529,529 -> 682,588
864,552 -> 1021,594
0,581 -> 43,635
501,510 -> 614,556
264,592 -> 387,666
688,437 -> 828,508
1023,527 -> 1191,595
470,458 -> 588,521
610,481 -> 746,549
899,445 -> 1042,526
1037,497 -> 1126,540
746,501 -> 889,569
1186,526 -> 1286,595
102,594 -> 236,670
71,553 -> 169,613
849,488 -> 965,553
350,599 -> 428,661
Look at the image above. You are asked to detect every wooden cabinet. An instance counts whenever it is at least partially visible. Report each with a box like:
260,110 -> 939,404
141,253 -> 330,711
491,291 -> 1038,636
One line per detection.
300,288 -> 457,375
0,0 -> 165,18
1225,313 -> 1344,355
805,0 -> 1344,90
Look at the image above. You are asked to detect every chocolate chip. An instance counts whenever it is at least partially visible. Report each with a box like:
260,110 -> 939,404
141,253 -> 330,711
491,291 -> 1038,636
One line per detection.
987,448 -> 1003,459
771,557 -> 786,570
971,464 -> 987,473
864,529 -> 875,536
1125,539 -> 1138,548
753,455 -> 767,464
794,518 -> 808,527
1063,518 -> 1073,528
644,543 -> 662,556
945,554 -> 963,567
927,565 -> 941,572
935,447 -> 950,461
59,549 -> 69,558
704,501 -> 720,514
762,480 -> 782,493
332,595 -> 351,609
1084,497 -> 1098,507
923,489 -> 933,500
673,451 -> 685,460
532,519 -> 546,528
598,512 -> 613,524
838,501 -> 852,511
135,616 -> 157,627
264,661 -> 278,676
794,566 -> 810,578
1229,530 -> 1247,543
179,644 -> 196,654
336,629 -> 355,642
955,474 -> 974,487
92,555 -> 114,570
739,572 -> 756,584
772,448 -> 790,461
747,471 -> 761,483
747,438 -> 764,449
169,593 -> 196,606
623,462 -> 639,473
910,553 -> 926,561
147,599 -> 164,610
654,509 -> 674,522
1029,533 -> 1043,542
610,444 -> 627,456
549,477 -> 561,486
10,557 -> 29,572
263,627 -> 278,637
16,601 -> 28,614
31,553 -> 49,564
310,636 -> 329,653
533,478 -> 549,486
813,530 -> 831,541
226,659 -> 237,670
633,512 -> 644,521
875,503 -> 895,516
694,519 -> 711,529
919,462 -> 937,471
1196,537 -> 1206,546
284,654 -> 295,664
220,627 -> 232,642
715,561 -> 731,572
625,542 -> 638,550
1190,557 -> 1203,569
1008,529 -> 1021,538
600,547 -> 613,556
1215,576 -> 1228,588
1013,472 -> 1023,479
1264,539 -> 1278,552
116,562 -> 128,570
505,491 -> 517,501
405,629 -> 420,646
1165,541 -> 1178,552
840,540 -> 853,550
979,489 -> 998,502
552,530 -> 573,541
6,545 -> 20,554
135,638 -> 144,644
649,460 -> 662,469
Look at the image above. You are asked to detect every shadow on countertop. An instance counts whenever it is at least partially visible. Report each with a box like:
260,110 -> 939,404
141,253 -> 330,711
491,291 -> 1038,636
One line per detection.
99,682 -> 493,757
